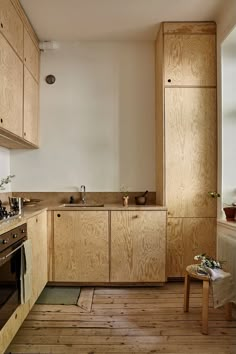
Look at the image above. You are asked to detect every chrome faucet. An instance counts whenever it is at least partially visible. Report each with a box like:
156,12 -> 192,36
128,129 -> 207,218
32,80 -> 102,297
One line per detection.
80,185 -> 86,204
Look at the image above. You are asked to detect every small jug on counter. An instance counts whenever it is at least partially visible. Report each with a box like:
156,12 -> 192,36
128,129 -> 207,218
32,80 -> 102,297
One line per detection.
122,196 -> 129,207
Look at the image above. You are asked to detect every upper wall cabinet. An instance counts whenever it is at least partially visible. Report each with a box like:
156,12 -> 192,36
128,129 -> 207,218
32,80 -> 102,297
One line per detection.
0,32 -> 23,137
0,0 -> 23,59
0,0 -> 40,149
24,28 -> 39,82
164,23 -> 216,87
24,67 -> 39,145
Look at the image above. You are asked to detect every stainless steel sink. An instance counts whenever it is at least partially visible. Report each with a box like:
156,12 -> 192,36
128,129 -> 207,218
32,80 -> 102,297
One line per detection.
61,203 -> 104,207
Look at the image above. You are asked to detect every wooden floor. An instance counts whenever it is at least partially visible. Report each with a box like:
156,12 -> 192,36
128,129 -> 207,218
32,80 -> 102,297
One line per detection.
7,283 -> 236,354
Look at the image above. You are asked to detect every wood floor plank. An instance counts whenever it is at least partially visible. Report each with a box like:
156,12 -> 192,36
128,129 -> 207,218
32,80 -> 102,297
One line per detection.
77,287 -> 94,312
7,283 -> 236,354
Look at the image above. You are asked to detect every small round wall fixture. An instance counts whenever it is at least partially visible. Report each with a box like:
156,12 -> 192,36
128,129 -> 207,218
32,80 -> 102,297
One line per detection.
45,74 -> 56,85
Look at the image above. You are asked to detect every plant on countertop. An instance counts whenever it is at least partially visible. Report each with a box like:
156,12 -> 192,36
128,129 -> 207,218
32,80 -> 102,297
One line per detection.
120,184 -> 129,197
0,175 -> 15,190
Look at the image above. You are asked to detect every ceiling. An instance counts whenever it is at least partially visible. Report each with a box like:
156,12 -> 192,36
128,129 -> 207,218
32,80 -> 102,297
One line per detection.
20,0 -> 224,41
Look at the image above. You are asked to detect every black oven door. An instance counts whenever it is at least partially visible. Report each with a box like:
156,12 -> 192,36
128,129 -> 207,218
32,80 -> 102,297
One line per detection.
0,240 -> 25,330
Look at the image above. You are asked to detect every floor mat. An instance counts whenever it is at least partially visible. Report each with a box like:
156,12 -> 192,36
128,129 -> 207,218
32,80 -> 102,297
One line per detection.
36,286 -> 81,305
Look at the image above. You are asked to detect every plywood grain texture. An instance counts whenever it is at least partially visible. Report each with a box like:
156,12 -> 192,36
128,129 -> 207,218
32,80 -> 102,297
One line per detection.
155,23 -> 165,205
0,0 -> 23,59
11,0 -> 39,47
110,211 -> 166,282
163,22 -> 216,34
165,87 -> 217,218
23,66 -> 39,146
164,34 -> 216,86
53,211 -> 109,282
0,32 -> 23,137
23,27 -> 39,82
167,218 -> 184,277
183,217 -> 216,268
27,211 -> 48,307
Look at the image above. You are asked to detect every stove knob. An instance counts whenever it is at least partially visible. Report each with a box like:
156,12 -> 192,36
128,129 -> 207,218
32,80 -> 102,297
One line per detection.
13,234 -> 18,238
0,239 -> 8,244
21,229 -> 25,233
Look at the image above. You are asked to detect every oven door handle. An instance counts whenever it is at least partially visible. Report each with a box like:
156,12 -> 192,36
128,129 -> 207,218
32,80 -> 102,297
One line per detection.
0,242 -> 24,261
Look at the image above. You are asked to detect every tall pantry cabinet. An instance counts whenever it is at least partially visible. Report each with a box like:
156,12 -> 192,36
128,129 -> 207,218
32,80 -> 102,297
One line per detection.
156,22 -> 217,277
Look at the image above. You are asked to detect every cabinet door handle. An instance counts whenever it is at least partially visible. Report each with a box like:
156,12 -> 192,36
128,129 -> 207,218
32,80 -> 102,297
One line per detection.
1,23 -> 3,29
168,79 -> 171,83
57,214 -> 61,217
132,215 -> 139,219
0,119 -> 3,123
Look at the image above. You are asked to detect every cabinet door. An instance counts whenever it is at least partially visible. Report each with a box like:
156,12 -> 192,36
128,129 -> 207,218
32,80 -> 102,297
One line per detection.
183,217 -> 216,268
165,87 -> 217,218
164,34 -> 216,86
53,211 -> 109,282
23,67 -> 39,145
0,0 -> 23,59
24,28 -> 39,82
111,211 -> 166,282
27,211 -> 48,305
0,32 -> 23,137
167,218 -> 184,277
167,217 -> 216,277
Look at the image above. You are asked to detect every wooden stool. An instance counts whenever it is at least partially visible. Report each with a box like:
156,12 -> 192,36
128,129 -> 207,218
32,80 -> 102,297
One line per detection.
184,265 -> 232,335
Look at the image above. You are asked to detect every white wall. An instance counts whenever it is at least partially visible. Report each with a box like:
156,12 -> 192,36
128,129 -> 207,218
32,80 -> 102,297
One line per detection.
222,30 -> 236,205
10,41 -> 155,192
0,147 -> 11,192
216,1 -> 236,215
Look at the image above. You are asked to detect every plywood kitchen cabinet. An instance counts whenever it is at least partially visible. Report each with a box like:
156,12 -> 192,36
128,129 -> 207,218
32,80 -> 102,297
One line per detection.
0,0 -> 23,58
0,210 -> 47,354
165,87 -> 217,218
0,31 -> 23,137
27,211 -> 48,305
156,22 -> 217,277
23,67 -> 39,145
0,0 -> 40,149
53,211 -> 109,282
110,211 -> 166,282
164,33 -> 216,87
167,217 -> 216,277
24,27 -> 39,82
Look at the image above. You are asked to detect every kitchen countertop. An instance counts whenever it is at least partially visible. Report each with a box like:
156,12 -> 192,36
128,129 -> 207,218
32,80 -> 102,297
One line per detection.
217,219 -> 236,230
0,203 -> 167,234
0,206 -> 48,234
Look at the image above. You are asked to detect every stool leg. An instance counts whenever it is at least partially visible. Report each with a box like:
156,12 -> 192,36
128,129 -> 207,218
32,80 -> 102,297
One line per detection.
184,273 -> 190,312
202,280 -> 209,335
225,303 -> 232,321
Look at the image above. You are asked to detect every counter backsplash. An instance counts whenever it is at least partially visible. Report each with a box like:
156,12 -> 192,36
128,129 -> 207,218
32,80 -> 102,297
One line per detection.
0,192 -> 12,204
12,192 -> 156,206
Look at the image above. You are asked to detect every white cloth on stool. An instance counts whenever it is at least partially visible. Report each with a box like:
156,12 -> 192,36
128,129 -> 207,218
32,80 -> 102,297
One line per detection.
205,267 -> 236,308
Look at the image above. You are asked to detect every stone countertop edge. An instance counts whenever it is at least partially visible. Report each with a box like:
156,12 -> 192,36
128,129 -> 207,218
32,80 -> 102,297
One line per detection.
50,204 -> 168,211
0,204 -> 167,234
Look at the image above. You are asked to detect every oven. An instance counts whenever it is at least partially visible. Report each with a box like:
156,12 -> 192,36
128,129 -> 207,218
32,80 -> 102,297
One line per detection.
0,223 -> 27,330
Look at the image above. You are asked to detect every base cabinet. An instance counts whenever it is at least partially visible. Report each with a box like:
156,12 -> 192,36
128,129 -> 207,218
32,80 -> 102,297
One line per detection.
110,211 -> 166,282
167,217 -> 216,277
27,211 -> 48,305
0,211 -> 47,354
53,211 -> 109,282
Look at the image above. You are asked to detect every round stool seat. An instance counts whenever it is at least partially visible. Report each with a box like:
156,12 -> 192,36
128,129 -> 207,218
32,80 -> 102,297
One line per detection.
186,264 -> 210,281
